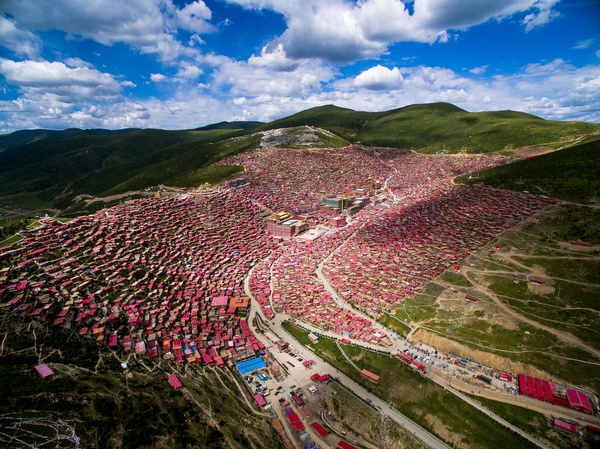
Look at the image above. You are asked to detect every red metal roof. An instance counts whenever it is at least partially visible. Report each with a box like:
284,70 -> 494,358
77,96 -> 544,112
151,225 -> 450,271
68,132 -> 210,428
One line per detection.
337,441 -> 357,449
567,389 -> 593,414
360,369 -> 380,383
286,411 -> 304,432
254,393 -> 266,407
554,418 -> 578,434
35,364 -> 53,379
310,422 -> 328,437
168,374 -> 182,389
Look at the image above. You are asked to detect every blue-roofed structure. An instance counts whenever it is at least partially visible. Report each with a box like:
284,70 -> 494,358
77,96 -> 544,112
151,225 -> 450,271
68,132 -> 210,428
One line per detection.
236,357 -> 266,374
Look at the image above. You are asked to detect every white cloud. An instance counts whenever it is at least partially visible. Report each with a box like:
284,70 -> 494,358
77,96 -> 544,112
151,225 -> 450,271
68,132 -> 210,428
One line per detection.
469,65 -> 488,75
521,0 -> 560,32
225,0 -> 562,64
351,65 -> 404,90
64,57 -> 94,69
573,38 -> 594,50
522,10 -> 558,32
330,59 -> 600,123
173,1 -> 215,33
176,63 -> 203,80
248,43 -> 298,71
1,0 -> 216,61
0,93 -> 235,131
207,53 -> 336,97
0,14 -> 41,58
150,73 -> 168,82
0,58 -> 123,103
2,39 -> 599,132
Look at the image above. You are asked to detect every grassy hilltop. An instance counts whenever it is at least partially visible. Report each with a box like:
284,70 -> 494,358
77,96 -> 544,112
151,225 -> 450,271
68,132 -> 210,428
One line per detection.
457,136 -> 600,204
260,103 -> 599,153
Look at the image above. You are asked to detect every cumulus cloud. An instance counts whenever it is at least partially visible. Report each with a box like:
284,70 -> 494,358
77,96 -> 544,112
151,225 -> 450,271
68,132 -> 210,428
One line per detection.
0,93 -> 235,131
206,53 -> 336,97
64,57 -> 94,69
0,58 -> 123,102
248,43 -> 298,71
0,14 -> 41,58
328,58 -> 600,123
150,73 -> 168,82
176,62 -> 203,80
173,1 -> 215,33
521,0 -> 561,32
225,0 -> 561,64
351,65 -> 404,90
1,0 -> 215,61
3,56 -> 600,133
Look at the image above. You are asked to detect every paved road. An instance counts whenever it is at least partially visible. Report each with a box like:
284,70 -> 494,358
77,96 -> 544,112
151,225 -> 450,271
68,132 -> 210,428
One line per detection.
245,273 -> 452,449
242,195 -> 595,449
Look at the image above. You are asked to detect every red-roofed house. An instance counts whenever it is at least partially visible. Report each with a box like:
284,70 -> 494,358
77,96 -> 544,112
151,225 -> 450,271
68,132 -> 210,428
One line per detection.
567,389 -> 594,415
310,422 -> 328,437
35,364 -> 54,379
211,296 -> 229,307
554,418 -> 578,434
168,374 -> 182,389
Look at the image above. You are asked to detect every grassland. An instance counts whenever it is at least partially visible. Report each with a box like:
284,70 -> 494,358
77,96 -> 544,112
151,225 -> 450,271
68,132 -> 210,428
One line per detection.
457,137 -> 600,204
377,312 -> 412,337
318,382 -> 427,449
396,203 -> 600,394
468,395 -> 600,449
282,322 -> 537,449
0,310 -> 284,449
261,103 -> 600,154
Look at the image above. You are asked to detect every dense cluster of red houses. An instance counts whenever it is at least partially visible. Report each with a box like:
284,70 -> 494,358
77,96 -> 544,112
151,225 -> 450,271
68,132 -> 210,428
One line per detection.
324,181 -> 555,314
248,202 -> 395,346
217,146 -> 401,223
0,145 -> 558,365
0,191 -> 272,365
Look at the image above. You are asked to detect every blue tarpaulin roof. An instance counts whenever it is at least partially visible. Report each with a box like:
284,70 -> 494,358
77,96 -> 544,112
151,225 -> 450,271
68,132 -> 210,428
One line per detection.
236,357 -> 266,374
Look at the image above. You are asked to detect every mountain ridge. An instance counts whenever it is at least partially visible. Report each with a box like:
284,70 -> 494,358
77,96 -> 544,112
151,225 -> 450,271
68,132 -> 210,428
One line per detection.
1,102 -> 599,215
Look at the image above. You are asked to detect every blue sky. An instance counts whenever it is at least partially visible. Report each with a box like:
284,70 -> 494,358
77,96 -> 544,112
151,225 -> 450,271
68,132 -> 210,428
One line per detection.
0,0 -> 599,132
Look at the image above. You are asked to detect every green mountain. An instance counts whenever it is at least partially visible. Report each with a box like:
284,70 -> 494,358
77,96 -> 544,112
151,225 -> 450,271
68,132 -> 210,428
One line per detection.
1,102 -> 599,215
457,136 -> 600,204
0,127 -> 257,214
0,128 -> 133,153
195,120 -> 264,131
260,102 -> 599,153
